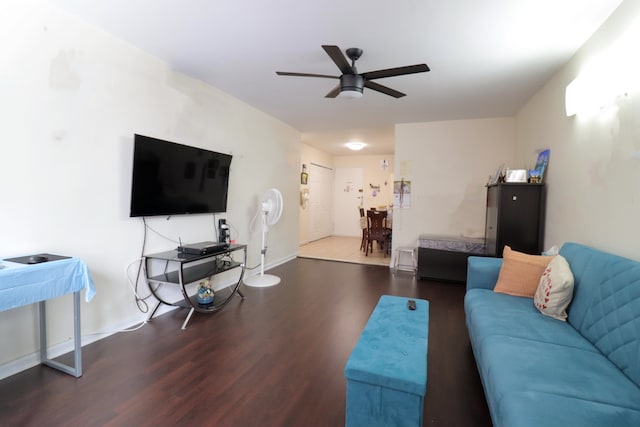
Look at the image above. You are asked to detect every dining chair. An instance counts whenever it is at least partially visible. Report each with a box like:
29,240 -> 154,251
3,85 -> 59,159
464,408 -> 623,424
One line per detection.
365,210 -> 389,256
359,208 -> 368,251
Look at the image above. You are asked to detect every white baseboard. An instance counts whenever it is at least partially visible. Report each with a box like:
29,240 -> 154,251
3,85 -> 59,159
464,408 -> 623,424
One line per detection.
0,253 -> 296,380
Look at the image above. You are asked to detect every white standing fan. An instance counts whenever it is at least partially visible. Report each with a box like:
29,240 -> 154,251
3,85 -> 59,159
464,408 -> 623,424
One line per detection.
244,188 -> 283,287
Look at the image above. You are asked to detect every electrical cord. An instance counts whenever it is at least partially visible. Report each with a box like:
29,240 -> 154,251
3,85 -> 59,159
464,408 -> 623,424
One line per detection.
116,321 -> 148,333
131,217 -> 152,313
79,250 -> 151,336
126,257 -> 155,304
219,223 -> 261,270
249,205 -> 261,234
144,220 -> 181,244
227,221 -> 240,242
213,213 -> 219,242
84,319 -> 148,336
133,216 -> 186,313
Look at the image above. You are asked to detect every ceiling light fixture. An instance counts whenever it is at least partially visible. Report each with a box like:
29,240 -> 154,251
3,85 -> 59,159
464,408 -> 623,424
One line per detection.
345,142 -> 367,151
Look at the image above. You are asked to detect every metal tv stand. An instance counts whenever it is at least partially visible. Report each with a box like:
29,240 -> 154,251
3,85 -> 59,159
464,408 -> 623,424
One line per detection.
144,243 -> 247,329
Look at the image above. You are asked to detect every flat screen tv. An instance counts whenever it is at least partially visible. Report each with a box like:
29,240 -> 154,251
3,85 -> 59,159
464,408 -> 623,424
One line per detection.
129,134 -> 232,217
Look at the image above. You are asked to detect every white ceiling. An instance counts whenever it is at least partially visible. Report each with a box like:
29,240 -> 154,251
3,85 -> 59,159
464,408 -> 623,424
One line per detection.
50,0 -> 623,155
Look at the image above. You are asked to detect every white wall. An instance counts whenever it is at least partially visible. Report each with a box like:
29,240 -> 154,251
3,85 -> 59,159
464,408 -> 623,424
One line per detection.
394,118 -> 515,248
334,155 -> 395,210
515,0 -> 640,261
0,1 -> 300,374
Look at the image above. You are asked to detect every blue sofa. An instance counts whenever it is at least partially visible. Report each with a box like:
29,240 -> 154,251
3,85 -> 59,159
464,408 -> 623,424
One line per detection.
465,242 -> 640,426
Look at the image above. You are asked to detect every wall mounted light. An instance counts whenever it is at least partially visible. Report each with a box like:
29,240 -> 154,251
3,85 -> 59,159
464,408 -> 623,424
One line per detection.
565,17 -> 640,117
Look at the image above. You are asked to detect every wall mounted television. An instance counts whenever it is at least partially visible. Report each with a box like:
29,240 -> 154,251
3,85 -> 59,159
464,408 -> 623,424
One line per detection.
129,134 -> 232,217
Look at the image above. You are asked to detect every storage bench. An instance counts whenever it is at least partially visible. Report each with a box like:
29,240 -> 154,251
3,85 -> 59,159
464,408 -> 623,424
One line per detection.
345,295 -> 429,427
418,235 -> 486,283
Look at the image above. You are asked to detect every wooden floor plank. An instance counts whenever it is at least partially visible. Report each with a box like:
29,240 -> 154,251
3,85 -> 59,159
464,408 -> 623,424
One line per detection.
0,258 -> 491,426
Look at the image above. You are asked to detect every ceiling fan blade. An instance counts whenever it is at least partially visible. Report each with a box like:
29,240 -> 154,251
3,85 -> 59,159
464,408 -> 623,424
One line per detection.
362,64 -> 430,80
322,45 -> 353,74
364,81 -> 406,98
325,84 -> 341,98
276,71 -> 339,79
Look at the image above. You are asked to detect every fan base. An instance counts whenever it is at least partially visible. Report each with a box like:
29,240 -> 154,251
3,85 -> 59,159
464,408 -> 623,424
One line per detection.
244,274 -> 281,287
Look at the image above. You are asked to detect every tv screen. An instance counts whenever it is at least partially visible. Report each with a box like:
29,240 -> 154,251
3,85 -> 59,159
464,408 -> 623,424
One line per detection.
129,134 -> 232,217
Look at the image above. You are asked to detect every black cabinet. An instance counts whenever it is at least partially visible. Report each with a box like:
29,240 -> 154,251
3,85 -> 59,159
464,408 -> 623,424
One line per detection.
484,183 -> 545,257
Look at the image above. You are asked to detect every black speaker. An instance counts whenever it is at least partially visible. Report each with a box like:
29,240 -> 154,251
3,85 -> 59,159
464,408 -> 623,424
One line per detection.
218,219 -> 230,243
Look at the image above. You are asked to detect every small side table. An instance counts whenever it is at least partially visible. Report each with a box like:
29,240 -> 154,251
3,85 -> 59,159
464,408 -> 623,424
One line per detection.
0,256 -> 96,377
392,246 -> 417,274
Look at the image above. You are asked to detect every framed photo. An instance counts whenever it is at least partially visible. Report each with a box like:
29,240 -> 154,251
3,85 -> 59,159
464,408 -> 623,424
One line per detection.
505,169 -> 528,183
488,164 -> 504,185
393,178 -> 411,208
532,149 -> 550,182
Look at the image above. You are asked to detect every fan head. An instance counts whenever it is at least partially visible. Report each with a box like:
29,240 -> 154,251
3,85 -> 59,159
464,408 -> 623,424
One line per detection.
261,188 -> 283,225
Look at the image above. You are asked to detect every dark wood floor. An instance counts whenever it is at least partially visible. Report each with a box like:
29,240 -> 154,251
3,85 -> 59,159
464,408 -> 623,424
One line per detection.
0,258 -> 491,427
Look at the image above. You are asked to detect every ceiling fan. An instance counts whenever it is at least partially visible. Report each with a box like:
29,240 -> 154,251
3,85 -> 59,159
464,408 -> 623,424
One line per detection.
276,45 -> 430,99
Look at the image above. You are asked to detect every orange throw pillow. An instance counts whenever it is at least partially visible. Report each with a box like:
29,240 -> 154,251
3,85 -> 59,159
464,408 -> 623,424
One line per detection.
494,246 -> 554,298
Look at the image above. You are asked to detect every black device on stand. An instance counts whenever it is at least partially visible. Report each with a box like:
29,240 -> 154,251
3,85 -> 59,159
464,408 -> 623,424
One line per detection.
218,219 -> 230,243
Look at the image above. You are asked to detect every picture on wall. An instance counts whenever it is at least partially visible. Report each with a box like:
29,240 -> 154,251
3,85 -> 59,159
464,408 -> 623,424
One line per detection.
393,178 -> 411,208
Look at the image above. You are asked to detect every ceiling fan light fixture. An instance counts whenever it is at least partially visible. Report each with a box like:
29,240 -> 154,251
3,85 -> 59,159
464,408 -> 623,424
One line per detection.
277,45 -> 430,99
338,89 -> 363,99
345,142 -> 367,151
338,74 -> 364,99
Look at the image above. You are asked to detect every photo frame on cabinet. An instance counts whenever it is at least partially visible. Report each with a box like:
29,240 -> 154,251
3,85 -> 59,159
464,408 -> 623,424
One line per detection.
532,149 -> 550,183
488,164 -> 504,185
505,169 -> 528,182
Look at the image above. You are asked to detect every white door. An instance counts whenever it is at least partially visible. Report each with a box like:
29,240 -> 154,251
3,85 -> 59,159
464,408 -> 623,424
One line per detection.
308,163 -> 334,241
333,168 -> 364,237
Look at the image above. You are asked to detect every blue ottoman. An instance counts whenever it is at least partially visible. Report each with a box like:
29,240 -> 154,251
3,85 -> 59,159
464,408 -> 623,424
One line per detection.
345,295 -> 429,427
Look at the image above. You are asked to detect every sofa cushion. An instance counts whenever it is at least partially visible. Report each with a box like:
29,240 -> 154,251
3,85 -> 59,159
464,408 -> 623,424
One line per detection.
560,242 -> 640,388
465,289 -> 596,357
498,391 -> 640,427
466,287 -> 640,426
494,246 -> 553,298
534,255 -> 574,321
481,335 -> 640,412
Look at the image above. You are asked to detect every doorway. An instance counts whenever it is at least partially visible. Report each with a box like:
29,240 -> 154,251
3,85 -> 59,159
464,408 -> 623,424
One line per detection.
307,163 -> 334,242
300,165 -> 390,266
333,167 -> 363,237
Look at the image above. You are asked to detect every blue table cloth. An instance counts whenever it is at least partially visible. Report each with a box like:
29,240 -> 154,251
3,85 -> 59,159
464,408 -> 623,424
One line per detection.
0,258 -> 95,312
0,256 -> 95,377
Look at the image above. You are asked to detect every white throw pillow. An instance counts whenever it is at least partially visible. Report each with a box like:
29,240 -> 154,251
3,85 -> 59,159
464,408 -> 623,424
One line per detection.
534,255 -> 575,321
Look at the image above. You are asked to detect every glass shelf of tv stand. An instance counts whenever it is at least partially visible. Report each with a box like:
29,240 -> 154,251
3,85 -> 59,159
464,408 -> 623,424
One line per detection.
144,243 -> 247,330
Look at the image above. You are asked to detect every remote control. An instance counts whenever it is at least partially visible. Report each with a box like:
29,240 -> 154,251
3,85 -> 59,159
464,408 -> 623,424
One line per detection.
407,300 -> 416,310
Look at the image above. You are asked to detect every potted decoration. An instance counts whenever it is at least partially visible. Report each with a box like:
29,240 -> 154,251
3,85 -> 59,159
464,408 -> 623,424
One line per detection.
196,279 -> 215,308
